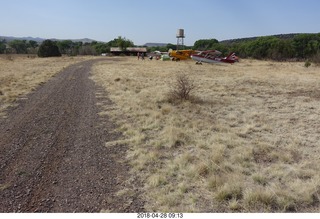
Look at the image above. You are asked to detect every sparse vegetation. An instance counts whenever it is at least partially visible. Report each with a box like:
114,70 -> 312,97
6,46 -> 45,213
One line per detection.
92,57 -> 320,212
168,73 -> 196,102
2,55 -> 320,212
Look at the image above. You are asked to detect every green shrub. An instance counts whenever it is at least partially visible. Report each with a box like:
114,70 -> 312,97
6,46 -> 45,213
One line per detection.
38,40 -> 61,57
304,60 -> 311,68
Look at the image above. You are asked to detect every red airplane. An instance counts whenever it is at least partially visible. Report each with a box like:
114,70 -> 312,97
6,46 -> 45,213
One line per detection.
191,50 -> 238,64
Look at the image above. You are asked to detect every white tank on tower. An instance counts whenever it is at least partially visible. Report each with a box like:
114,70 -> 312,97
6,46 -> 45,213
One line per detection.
176,29 -> 185,50
176,29 -> 185,38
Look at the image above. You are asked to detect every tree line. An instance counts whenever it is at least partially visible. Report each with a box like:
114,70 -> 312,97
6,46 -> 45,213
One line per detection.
0,39 -> 39,54
193,33 -> 320,62
1,33 -> 320,61
0,36 -> 134,57
143,33 -> 320,62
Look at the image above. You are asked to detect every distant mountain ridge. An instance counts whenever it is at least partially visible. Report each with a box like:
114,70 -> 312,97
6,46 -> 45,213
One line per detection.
2,33 -> 319,46
219,33 -> 316,44
143,43 -> 168,47
0,36 -> 96,43
0,36 -> 171,47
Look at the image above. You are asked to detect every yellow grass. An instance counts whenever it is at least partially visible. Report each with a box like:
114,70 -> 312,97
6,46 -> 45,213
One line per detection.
0,55 -> 97,117
92,57 -> 320,212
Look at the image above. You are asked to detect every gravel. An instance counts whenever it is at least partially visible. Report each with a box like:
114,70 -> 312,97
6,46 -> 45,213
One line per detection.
0,59 -> 144,212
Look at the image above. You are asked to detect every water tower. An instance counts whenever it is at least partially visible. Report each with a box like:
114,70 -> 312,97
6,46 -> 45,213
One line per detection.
176,29 -> 185,50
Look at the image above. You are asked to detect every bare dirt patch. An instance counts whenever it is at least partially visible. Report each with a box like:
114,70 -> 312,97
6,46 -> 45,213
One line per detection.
0,58 -> 144,212
0,55 -> 99,118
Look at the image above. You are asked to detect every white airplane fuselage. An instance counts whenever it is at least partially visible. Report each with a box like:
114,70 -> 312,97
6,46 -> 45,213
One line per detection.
191,55 -> 224,64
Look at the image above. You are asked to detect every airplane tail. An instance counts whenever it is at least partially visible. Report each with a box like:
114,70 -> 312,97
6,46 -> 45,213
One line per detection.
226,52 -> 237,60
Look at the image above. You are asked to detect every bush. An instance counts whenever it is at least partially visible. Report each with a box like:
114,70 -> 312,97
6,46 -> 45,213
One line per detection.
304,60 -> 311,68
38,40 -> 61,57
168,73 -> 196,102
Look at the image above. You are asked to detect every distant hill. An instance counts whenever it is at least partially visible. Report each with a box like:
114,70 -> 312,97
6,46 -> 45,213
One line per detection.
0,36 -> 45,42
50,38 -> 96,43
0,36 -> 97,43
143,43 -> 168,47
2,33 -> 318,46
219,33 -> 311,44
144,34 -> 316,47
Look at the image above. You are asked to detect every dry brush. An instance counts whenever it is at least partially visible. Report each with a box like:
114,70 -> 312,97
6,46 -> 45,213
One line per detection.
92,57 -> 320,212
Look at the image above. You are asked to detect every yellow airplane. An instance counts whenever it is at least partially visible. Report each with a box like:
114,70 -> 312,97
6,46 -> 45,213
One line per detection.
168,49 -> 197,61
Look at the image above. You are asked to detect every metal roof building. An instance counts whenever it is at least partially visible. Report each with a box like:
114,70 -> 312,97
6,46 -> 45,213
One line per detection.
110,47 -> 147,56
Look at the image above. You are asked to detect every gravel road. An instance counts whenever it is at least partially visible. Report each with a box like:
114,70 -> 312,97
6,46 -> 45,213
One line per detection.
0,59 -> 143,212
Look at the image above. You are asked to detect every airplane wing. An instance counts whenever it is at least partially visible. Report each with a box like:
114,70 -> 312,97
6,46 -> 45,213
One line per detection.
206,50 -> 222,56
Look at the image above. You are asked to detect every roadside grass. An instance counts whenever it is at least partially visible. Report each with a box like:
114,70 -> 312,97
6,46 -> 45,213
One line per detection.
0,55 -> 97,117
92,57 -> 320,212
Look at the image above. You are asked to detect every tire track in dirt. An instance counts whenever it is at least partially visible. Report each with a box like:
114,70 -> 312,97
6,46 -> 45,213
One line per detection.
0,58 -> 144,212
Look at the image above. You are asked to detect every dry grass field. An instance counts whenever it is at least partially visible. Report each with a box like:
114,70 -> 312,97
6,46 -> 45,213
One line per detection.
2,55 -> 319,212
0,55 -> 98,117
92,57 -> 320,212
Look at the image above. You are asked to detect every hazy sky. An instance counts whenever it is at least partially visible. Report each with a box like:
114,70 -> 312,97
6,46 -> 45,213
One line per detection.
1,0 -> 319,45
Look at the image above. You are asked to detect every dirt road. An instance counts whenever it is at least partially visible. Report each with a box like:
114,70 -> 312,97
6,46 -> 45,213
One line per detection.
0,59 -> 143,212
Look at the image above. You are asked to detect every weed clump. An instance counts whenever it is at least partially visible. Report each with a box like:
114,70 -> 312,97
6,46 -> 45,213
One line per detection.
168,73 -> 196,102
304,60 -> 311,68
